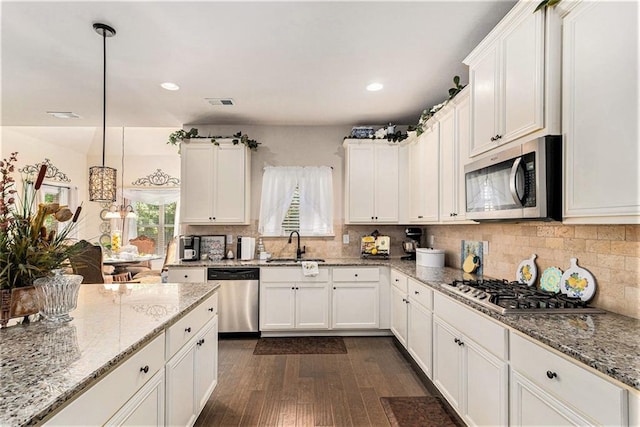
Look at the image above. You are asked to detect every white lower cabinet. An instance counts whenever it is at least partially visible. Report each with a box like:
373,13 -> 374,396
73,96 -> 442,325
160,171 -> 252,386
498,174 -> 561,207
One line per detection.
389,270 -> 409,347
167,267 -> 206,283
433,293 -> 508,427
166,316 -> 219,427
407,277 -> 433,378
260,268 -> 330,331
509,332 -> 626,426
332,267 -> 380,329
107,370 -> 165,427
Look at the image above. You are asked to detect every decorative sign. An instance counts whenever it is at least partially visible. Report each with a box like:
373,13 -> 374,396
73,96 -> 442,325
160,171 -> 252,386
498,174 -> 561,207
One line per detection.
19,158 -> 71,183
131,169 -> 180,187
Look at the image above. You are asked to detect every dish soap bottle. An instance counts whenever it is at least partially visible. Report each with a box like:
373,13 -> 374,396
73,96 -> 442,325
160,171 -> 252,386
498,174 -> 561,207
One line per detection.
257,238 -> 265,259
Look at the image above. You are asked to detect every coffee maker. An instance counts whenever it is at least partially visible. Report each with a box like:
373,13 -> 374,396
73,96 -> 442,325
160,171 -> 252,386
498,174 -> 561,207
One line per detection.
401,228 -> 422,260
179,235 -> 201,261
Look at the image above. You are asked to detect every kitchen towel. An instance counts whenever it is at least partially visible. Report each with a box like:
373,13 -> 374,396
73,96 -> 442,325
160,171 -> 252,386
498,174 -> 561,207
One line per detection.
301,261 -> 319,277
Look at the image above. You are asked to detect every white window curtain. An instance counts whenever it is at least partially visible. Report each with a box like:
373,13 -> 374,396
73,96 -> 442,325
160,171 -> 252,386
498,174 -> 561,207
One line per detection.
299,166 -> 333,236
122,188 -> 181,240
258,166 -> 333,236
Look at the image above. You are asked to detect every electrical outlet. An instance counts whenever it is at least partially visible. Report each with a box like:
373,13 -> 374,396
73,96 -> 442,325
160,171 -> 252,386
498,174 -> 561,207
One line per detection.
226,234 -> 234,244
483,241 -> 489,254
343,234 -> 349,244
428,235 -> 435,247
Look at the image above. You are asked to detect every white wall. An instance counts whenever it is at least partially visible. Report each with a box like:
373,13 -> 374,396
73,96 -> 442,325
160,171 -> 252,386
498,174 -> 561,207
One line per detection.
1,126 -> 180,242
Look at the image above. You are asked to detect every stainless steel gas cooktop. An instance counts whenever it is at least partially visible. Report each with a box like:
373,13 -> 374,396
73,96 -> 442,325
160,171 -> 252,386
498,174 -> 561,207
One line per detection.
444,279 -> 605,315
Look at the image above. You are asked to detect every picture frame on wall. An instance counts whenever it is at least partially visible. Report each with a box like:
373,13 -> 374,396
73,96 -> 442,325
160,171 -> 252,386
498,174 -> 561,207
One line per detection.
200,235 -> 226,260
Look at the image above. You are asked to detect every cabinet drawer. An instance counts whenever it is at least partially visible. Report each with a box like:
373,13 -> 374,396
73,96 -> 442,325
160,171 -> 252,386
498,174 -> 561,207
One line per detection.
260,267 -> 329,282
166,292 -> 217,359
333,267 -> 380,282
47,333 -> 165,426
167,267 -> 206,283
434,292 -> 506,359
390,269 -> 408,293
408,278 -> 432,309
510,332 -> 626,426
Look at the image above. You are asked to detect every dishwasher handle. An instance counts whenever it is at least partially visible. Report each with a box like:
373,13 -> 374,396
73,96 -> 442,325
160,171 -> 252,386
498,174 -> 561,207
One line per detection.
207,268 -> 260,281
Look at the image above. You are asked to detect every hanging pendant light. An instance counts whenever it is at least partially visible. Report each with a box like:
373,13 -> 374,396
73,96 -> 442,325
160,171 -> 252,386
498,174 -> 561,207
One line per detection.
89,22 -> 117,202
105,127 -> 136,220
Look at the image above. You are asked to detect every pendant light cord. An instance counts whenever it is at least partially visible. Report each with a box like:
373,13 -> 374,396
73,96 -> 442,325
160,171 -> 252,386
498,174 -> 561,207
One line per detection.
101,30 -> 107,167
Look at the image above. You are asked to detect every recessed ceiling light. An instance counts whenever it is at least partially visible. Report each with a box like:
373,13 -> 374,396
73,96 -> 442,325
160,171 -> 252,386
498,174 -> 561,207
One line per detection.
161,82 -> 180,91
366,82 -> 384,92
47,111 -> 81,119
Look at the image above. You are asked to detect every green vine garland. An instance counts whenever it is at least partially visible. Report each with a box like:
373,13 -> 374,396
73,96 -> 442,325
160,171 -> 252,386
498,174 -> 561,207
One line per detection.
167,128 -> 260,151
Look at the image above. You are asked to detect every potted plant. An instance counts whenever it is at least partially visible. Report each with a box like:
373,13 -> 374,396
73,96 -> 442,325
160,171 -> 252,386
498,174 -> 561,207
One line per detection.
0,152 -> 83,326
167,128 -> 260,152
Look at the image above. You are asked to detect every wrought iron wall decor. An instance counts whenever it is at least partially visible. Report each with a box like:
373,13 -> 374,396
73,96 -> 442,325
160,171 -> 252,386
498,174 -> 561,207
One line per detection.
131,169 -> 180,187
19,159 -> 71,183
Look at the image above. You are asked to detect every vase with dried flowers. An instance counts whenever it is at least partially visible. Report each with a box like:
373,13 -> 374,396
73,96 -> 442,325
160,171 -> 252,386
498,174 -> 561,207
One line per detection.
0,152 -> 83,326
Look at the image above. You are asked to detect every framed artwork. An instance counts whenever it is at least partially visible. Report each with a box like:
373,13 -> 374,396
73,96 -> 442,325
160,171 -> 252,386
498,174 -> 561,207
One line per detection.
461,240 -> 483,275
200,235 -> 226,260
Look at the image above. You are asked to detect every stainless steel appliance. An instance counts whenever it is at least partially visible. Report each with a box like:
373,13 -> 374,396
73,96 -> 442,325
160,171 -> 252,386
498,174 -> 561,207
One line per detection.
179,235 -> 200,261
401,228 -> 422,260
444,279 -> 604,315
207,267 -> 260,333
464,135 -> 562,221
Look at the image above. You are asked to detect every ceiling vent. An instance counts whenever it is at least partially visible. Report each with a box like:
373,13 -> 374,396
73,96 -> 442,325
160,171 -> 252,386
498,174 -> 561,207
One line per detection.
206,98 -> 235,106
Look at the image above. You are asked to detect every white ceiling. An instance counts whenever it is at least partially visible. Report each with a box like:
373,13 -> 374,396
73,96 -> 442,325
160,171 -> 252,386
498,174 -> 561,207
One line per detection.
1,1 -> 516,128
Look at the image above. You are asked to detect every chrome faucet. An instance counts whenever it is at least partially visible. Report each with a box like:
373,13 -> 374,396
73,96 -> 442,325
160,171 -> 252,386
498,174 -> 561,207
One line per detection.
288,231 -> 305,260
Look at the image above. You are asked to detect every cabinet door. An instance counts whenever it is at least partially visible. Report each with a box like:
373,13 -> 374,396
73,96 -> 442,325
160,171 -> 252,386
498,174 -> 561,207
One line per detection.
502,9 -> 544,142
563,1 -> 640,222
213,144 -> 247,223
373,144 -> 399,222
433,318 -> 462,410
332,282 -> 379,329
411,125 -> 439,222
439,108 -> 457,221
295,283 -> 329,329
464,340 -> 508,427
390,286 -> 408,348
455,93 -> 470,218
180,144 -> 214,223
407,300 -> 432,378
260,283 -> 295,330
510,370 -> 588,426
347,144 -> 376,222
165,342 -> 197,427
194,317 -> 218,413
469,45 -> 500,156
106,371 -> 165,427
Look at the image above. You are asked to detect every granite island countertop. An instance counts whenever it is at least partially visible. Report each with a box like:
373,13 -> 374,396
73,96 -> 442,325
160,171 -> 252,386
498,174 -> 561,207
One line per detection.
169,257 -> 640,391
0,281 -> 219,427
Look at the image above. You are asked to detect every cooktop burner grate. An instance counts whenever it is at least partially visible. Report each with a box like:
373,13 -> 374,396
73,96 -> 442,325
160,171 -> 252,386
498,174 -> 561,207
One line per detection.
445,279 -> 604,315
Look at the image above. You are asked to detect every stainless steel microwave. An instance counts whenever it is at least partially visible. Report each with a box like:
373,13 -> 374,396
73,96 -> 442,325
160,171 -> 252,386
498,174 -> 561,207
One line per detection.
464,135 -> 562,221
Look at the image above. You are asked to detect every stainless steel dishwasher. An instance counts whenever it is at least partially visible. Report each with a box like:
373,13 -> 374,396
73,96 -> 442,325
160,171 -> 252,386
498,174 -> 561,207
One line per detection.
207,267 -> 260,333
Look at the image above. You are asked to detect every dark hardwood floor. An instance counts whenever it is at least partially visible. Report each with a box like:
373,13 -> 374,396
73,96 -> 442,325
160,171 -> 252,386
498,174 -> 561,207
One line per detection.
195,337 -> 430,426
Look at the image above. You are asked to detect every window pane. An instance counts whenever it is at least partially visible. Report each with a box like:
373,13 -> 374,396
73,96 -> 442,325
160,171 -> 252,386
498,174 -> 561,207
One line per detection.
282,186 -> 300,234
164,202 -> 176,225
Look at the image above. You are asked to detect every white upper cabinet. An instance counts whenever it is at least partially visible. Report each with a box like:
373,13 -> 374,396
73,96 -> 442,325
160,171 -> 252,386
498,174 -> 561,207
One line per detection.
464,1 -> 560,157
439,88 -> 470,222
180,140 -> 250,225
344,140 -> 399,224
560,0 -> 640,223
409,123 -> 440,223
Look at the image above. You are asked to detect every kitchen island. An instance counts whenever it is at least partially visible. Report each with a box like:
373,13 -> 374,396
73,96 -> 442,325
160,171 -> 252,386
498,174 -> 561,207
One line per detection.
0,281 -> 219,427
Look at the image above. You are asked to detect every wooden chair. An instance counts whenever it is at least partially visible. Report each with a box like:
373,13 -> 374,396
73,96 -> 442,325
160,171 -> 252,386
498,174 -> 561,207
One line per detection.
69,240 -> 113,284
112,272 -> 133,282
132,237 -> 177,281
128,235 -> 157,274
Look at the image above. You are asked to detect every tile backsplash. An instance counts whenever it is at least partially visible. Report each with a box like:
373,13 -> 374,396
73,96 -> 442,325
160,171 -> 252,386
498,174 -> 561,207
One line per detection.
184,222 -> 640,319
426,223 -> 640,320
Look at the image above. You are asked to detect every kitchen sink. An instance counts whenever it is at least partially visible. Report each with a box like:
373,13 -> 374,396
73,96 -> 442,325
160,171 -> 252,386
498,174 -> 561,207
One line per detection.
266,258 -> 325,263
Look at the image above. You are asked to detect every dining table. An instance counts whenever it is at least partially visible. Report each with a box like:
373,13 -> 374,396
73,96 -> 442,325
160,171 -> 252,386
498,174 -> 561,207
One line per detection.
103,254 -> 163,274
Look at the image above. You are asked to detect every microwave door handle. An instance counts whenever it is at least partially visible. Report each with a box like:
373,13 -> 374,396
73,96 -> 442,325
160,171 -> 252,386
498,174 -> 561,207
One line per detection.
509,157 -> 525,207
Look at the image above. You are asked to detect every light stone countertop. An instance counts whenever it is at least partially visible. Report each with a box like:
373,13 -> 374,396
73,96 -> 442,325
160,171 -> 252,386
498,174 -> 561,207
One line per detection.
0,282 -> 219,427
169,257 -> 640,391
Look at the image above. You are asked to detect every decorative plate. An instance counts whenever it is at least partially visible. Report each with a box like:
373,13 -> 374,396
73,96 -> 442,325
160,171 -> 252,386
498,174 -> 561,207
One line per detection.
561,258 -> 596,301
540,267 -> 563,293
516,254 -> 538,286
